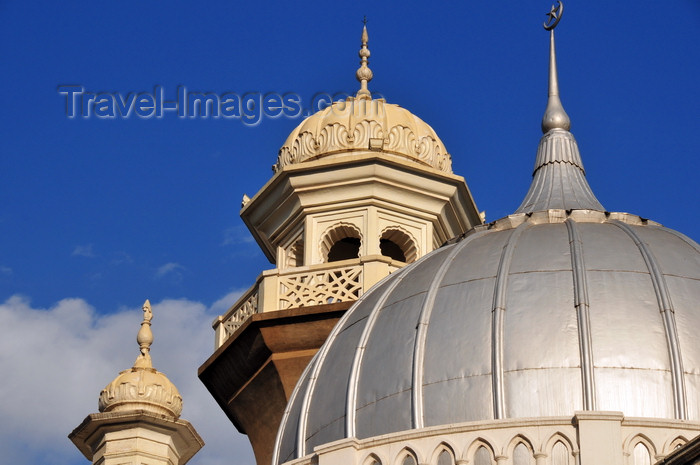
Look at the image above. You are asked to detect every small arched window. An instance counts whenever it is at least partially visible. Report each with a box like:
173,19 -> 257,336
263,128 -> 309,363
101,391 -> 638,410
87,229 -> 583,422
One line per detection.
551,441 -> 570,465
401,454 -> 417,465
437,448 -> 455,465
513,443 -> 532,465
633,442 -> 651,465
474,446 -> 492,465
669,437 -> 687,452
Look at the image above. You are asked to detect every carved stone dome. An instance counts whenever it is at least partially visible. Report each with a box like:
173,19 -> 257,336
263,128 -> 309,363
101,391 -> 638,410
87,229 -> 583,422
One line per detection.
99,365 -> 183,418
274,97 -> 453,173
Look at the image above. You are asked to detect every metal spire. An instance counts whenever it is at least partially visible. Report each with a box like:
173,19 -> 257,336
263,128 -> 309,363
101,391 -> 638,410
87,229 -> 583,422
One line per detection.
515,1 -> 604,214
356,17 -> 373,100
541,1 -> 571,133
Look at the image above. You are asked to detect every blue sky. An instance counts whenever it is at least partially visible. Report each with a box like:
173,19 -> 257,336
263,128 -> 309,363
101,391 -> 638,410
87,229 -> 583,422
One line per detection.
0,1 -> 698,465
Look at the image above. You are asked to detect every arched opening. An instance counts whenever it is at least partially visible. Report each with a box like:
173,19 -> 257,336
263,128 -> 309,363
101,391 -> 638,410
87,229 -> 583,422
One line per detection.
320,223 -> 362,263
380,238 -> 406,261
328,237 -> 361,262
285,239 -> 304,268
396,448 -> 418,465
667,436 -> 687,453
473,446 -> 493,465
551,441 -> 570,465
437,448 -> 455,465
633,442 -> 651,465
380,227 -> 417,263
513,443 -> 532,465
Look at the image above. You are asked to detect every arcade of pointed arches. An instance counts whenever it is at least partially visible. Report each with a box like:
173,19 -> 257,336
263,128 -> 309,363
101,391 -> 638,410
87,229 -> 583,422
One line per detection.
359,433 -> 577,465
352,429 -> 691,465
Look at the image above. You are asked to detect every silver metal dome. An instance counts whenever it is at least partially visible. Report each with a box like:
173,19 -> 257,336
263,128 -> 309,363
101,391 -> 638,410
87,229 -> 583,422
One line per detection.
273,210 -> 700,464
273,13 -> 700,464
272,11 -> 700,464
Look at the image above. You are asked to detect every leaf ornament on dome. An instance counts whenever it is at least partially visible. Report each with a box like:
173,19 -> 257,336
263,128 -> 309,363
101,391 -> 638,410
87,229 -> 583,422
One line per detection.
352,120 -> 384,149
317,123 -> 350,154
275,122 -> 451,172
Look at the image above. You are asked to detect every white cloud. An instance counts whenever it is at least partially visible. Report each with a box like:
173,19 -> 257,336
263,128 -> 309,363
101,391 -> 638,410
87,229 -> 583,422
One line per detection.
71,244 -> 95,258
0,266 -> 12,276
209,289 -> 245,315
0,294 -> 255,465
155,262 -> 185,279
222,226 -> 255,246
110,252 -> 133,266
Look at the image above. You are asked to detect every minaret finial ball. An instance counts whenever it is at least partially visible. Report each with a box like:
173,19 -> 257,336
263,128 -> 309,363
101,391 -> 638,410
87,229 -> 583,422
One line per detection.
541,1 -> 571,133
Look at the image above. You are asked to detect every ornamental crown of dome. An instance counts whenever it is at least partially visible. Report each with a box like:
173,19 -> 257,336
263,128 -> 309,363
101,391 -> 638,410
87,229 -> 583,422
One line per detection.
274,22 -> 452,174
98,300 -> 183,418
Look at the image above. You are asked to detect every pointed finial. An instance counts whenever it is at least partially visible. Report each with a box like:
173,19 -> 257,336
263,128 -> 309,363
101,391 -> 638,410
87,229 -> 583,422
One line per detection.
541,1 -> 571,133
134,299 -> 153,368
356,17 -> 373,100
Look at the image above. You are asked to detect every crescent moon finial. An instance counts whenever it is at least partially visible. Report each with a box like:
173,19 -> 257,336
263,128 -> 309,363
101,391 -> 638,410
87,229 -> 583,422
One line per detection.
544,1 -> 564,31
541,1 -> 571,133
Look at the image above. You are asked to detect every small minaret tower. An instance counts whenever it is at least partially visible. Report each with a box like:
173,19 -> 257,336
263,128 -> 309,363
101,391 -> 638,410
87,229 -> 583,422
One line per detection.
199,21 -> 482,465
70,300 -> 203,465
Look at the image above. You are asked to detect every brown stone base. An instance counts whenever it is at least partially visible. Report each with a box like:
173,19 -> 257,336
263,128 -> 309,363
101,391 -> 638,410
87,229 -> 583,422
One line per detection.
198,302 -> 352,465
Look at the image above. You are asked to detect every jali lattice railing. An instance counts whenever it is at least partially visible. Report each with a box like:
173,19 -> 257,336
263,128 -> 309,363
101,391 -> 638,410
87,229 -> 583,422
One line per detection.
213,256 -> 404,349
278,265 -> 362,309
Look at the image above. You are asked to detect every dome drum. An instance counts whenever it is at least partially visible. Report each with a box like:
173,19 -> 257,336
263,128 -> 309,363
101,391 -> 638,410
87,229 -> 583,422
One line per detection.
274,414 -> 700,465
241,154 -> 481,265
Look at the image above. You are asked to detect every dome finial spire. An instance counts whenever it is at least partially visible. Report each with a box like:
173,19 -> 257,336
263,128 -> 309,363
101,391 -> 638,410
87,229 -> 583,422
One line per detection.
515,1 -> 604,214
356,17 -> 373,100
134,299 -> 153,368
541,1 -> 571,133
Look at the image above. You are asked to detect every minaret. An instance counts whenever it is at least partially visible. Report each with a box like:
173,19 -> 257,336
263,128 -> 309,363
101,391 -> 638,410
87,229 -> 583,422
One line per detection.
70,300 -> 203,465
199,19 -> 482,465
